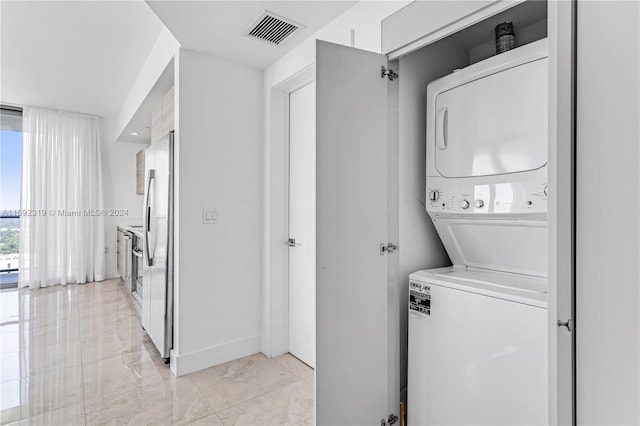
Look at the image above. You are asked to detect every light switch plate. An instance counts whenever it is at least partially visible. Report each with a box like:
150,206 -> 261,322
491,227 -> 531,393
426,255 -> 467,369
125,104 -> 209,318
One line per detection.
202,208 -> 218,224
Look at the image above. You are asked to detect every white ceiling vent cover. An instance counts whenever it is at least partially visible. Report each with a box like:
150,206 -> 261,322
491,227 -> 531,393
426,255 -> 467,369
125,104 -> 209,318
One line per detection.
245,11 -> 304,46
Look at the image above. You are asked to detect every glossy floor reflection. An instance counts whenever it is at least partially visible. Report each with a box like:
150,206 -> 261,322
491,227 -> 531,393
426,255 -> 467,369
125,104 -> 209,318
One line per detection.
0,279 -> 314,425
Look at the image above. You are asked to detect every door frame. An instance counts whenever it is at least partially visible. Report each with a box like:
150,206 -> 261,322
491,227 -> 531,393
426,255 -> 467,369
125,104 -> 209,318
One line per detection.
383,2 -> 576,422
263,64 -> 315,357
547,1 -> 576,423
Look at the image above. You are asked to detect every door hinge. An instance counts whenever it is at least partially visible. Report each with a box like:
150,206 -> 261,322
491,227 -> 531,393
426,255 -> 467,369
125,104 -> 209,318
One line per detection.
557,318 -> 573,332
380,242 -> 399,256
381,413 -> 399,426
381,66 -> 398,81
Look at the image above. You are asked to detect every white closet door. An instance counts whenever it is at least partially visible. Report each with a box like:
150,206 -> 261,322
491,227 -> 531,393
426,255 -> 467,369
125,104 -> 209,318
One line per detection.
316,40 -> 391,426
288,82 -> 316,368
576,1 -> 639,424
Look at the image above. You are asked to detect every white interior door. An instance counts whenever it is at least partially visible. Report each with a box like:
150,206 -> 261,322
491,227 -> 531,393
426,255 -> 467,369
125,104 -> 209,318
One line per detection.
316,40 -> 391,426
288,81 -> 316,368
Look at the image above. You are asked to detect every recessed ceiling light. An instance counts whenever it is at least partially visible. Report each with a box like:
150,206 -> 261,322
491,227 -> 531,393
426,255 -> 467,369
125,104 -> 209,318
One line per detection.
131,132 -> 140,136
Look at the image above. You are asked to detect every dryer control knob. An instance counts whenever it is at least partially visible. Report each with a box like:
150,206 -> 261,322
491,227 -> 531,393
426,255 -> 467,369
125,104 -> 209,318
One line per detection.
475,200 -> 484,208
429,190 -> 440,202
460,200 -> 470,209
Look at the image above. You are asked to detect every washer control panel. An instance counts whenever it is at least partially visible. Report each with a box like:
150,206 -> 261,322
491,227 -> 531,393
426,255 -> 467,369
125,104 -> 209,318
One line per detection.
426,174 -> 548,216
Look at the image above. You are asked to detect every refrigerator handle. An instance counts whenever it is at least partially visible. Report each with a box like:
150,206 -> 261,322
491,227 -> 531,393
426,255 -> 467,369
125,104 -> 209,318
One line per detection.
145,169 -> 155,266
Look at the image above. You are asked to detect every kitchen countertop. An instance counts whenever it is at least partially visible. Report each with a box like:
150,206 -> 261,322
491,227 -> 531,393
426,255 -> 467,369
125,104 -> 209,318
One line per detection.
117,224 -> 144,238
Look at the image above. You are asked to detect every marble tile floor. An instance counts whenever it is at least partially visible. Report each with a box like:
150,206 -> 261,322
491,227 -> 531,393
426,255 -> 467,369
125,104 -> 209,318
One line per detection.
0,279 -> 314,425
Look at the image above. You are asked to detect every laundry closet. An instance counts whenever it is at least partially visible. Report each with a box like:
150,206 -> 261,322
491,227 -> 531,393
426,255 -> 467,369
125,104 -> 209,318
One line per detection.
314,1 -> 574,425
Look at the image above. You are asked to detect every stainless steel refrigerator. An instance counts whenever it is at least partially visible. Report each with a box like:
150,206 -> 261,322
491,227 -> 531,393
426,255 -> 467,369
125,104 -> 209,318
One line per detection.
142,131 -> 174,361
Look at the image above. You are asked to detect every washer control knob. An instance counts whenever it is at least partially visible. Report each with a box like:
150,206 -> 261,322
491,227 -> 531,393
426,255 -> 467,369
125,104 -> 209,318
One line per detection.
428,190 -> 440,202
475,199 -> 484,208
460,200 -> 470,209
543,185 -> 548,196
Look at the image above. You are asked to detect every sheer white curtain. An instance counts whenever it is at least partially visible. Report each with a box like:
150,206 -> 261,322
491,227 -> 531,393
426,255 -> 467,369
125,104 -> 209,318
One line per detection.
18,107 -> 105,288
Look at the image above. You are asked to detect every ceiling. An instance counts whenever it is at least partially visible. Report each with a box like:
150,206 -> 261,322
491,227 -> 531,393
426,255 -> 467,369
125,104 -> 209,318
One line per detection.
0,0 -> 163,117
145,1 -> 358,70
0,0 -> 357,123
120,59 -> 174,143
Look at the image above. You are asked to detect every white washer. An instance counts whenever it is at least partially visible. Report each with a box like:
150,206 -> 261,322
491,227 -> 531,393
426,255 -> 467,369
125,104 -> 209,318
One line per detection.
408,38 -> 550,425
408,267 -> 548,425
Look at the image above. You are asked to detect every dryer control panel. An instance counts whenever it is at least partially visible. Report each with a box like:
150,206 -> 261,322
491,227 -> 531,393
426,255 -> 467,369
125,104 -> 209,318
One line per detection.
426,170 -> 547,219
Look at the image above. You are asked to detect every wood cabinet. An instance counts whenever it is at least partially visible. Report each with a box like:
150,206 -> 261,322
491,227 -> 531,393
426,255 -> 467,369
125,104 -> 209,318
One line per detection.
151,102 -> 162,144
161,86 -> 174,136
136,149 -> 145,195
151,86 -> 175,144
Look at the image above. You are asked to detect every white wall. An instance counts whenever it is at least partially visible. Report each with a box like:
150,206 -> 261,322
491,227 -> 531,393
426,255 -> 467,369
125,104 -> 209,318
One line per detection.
266,1 -> 410,86
116,27 -> 179,141
100,116 -> 146,279
576,1 -> 640,423
103,26 -> 178,280
396,37 -> 469,400
262,0 -> 409,357
172,48 -> 263,375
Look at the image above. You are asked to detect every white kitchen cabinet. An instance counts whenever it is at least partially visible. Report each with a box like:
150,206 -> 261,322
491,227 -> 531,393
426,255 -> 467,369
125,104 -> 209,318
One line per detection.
316,0 -> 574,424
116,228 -> 125,278
116,227 -> 131,283
381,0 -> 495,56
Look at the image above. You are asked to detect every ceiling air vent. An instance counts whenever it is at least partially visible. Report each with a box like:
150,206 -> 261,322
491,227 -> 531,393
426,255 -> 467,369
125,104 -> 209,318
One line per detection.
245,11 -> 303,46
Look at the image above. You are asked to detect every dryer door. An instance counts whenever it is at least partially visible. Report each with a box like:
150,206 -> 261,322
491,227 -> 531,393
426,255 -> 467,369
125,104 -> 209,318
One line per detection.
434,57 -> 548,178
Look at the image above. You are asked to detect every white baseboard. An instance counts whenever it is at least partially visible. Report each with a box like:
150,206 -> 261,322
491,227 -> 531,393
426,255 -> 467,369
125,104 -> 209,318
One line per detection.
105,271 -> 120,280
170,334 -> 262,376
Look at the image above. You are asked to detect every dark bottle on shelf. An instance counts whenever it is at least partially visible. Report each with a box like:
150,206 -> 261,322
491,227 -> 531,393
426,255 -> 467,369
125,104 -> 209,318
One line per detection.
495,22 -> 516,54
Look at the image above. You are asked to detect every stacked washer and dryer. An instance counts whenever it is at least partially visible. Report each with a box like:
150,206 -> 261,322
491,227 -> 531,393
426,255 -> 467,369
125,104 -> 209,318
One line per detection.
408,39 -> 550,425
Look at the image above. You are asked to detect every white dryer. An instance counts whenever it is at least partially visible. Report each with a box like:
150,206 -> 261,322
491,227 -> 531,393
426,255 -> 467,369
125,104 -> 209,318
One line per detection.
409,39 -> 550,425
425,38 -> 549,278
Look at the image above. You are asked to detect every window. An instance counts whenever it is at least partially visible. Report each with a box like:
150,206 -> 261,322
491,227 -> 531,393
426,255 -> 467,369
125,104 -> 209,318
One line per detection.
0,106 -> 23,287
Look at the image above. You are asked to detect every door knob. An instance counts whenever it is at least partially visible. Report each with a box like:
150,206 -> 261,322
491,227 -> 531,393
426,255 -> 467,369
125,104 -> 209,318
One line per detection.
286,238 -> 296,247
557,318 -> 572,332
